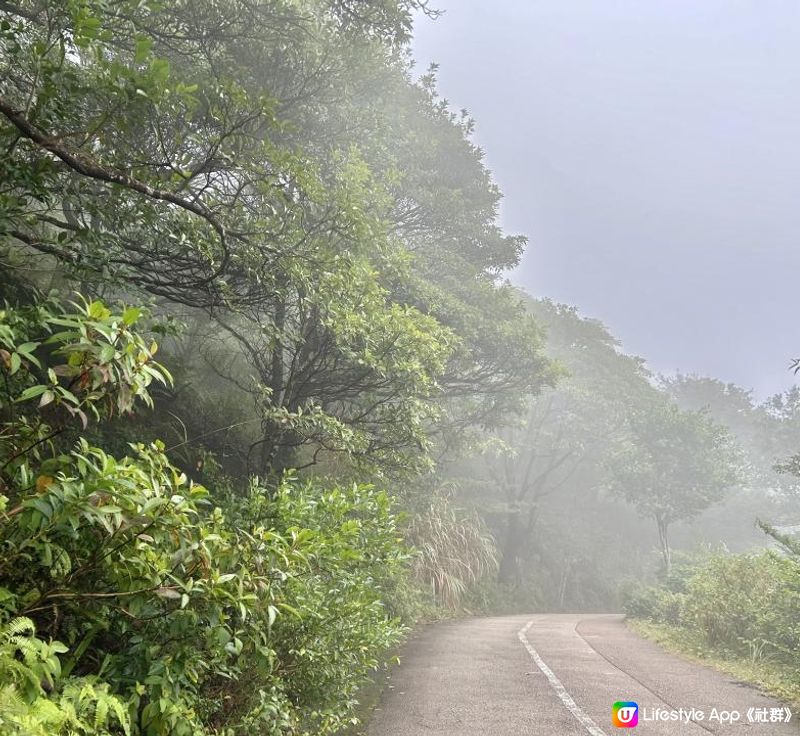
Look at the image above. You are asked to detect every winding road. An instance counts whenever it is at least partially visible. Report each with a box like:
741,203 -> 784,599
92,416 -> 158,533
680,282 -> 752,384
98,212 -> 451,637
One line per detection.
368,614 -> 798,735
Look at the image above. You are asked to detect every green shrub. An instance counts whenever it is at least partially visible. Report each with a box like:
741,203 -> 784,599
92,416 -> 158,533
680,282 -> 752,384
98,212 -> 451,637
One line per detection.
0,616 -> 131,736
222,479 -> 409,735
681,552 -> 800,661
625,549 -> 800,668
0,296 -> 409,735
623,585 -> 686,626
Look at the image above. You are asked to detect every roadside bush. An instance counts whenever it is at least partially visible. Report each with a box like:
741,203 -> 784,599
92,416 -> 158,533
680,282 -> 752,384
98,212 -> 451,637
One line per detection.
620,554 -> 698,625
623,585 -> 686,626
681,552 -> 800,661
0,296 -> 408,735
0,617 -> 131,736
625,549 -> 800,667
216,478 -> 409,735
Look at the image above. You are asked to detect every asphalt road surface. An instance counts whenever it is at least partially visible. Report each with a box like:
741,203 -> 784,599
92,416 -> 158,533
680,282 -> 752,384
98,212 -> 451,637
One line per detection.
368,614 -> 798,735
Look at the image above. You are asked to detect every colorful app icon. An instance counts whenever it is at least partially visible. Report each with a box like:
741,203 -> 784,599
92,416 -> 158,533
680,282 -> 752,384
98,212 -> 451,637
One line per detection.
612,701 -> 639,728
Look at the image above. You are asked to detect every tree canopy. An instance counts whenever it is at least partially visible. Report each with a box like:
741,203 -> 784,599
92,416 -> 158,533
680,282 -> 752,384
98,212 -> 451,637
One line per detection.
1,2 -> 793,732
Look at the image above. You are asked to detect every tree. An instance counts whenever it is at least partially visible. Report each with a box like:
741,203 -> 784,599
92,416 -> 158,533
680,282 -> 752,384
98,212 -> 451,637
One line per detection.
1,1 -> 554,480
762,386 -> 800,498
0,2 -> 564,730
663,375 -> 800,546
606,401 -> 742,573
456,299 -> 657,587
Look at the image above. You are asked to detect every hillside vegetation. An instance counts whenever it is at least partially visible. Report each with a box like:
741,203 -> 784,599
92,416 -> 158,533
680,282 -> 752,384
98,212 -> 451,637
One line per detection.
1,1 -> 799,734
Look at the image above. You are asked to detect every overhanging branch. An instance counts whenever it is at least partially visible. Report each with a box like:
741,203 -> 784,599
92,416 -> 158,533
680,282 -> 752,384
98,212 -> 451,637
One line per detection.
0,96 -> 230,284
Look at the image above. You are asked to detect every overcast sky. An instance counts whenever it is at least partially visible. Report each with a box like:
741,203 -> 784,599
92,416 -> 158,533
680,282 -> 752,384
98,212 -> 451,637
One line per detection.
412,0 -> 800,398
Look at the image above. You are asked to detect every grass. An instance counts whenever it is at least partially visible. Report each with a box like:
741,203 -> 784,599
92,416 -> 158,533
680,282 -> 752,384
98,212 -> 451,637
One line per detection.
629,619 -> 800,709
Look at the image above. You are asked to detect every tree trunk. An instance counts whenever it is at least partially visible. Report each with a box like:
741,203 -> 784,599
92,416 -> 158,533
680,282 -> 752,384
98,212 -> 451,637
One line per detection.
656,515 -> 672,575
257,298 -> 297,476
557,556 -> 574,611
498,509 -> 524,585
557,568 -> 569,611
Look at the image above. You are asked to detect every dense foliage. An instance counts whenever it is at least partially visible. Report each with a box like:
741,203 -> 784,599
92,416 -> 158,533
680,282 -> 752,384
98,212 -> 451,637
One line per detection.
2,0 -> 799,731
0,0 -> 553,478
0,0 -> 555,732
0,298 -> 411,734
624,529 -> 800,702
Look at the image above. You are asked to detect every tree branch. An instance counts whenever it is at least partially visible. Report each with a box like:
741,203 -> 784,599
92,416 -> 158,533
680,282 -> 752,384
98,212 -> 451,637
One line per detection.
0,96 -> 230,283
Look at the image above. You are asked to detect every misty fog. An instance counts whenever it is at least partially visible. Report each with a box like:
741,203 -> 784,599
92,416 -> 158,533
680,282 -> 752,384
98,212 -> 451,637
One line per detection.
413,0 -> 800,398
1,2 -> 798,734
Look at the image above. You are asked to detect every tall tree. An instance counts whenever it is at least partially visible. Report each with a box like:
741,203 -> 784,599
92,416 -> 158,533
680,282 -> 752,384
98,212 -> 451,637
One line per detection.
458,299 -> 656,585
1,1 -> 554,479
606,401 -> 742,573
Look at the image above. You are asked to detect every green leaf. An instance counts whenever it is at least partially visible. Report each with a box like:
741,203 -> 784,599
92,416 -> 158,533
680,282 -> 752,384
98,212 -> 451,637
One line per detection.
17,384 -> 48,401
87,301 -> 110,320
134,36 -> 152,65
56,387 -> 80,405
276,602 -> 302,618
16,341 -> 38,355
150,58 -> 170,85
16,342 -> 41,367
122,306 -> 142,326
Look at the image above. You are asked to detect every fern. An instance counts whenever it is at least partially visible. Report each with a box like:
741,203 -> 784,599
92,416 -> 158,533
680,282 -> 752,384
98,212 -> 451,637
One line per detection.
0,619 -> 131,735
